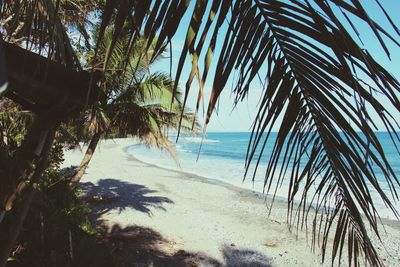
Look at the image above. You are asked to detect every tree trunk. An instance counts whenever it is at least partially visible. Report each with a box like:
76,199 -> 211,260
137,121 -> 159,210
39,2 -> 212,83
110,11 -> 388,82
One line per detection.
0,115 -> 53,223
0,125 -> 57,267
69,132 -> 102,185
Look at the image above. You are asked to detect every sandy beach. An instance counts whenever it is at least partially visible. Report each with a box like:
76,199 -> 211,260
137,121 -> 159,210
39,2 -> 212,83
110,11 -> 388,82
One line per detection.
62,138 -> 400,267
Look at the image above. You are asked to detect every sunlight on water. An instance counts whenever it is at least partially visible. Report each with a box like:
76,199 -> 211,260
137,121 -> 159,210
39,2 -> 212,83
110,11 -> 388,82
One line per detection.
127,132 -> 400,219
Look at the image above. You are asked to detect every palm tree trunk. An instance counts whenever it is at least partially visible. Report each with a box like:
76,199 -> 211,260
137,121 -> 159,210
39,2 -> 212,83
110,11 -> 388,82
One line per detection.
0,116 -> 53,223
0,125 -> 57,267
69,132 -> 102,185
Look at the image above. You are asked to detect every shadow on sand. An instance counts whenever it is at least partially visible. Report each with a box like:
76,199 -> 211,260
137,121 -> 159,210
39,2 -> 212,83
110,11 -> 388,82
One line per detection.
81,178 -> 273,266
100,223 -> 273,267
79,178 -> 173,215
222,245 -> 273,267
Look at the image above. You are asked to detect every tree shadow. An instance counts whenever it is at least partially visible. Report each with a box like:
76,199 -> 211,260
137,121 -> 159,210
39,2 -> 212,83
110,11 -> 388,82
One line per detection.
222,245 -> 273,267
78,178 -> 274,266
99,223 -> 221,267
97,223 -> 274,267
79,178 -> 173,216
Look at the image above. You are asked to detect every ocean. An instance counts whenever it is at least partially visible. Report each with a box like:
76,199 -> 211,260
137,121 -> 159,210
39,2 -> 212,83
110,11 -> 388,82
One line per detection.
127,132 -> 400,219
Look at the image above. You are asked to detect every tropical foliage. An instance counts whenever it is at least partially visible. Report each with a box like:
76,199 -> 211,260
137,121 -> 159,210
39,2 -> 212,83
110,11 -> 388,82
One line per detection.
0,99 -> 33,148
2,138 -> 117,267
69,23 -> 197,184
0,1 -> 400,266
86,23 -> 196,149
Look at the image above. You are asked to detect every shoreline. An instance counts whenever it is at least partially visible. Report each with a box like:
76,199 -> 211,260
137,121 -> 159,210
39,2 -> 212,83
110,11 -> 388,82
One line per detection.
125,144 -> 400,229
62,138 -> 400,266
123,145 -> 285,207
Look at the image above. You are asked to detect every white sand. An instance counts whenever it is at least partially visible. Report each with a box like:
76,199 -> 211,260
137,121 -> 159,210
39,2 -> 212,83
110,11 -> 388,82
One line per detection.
62,138 -> 400,267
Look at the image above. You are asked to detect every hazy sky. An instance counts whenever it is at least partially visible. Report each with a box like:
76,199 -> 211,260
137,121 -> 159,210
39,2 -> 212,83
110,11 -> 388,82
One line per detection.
153,0 -> 400,132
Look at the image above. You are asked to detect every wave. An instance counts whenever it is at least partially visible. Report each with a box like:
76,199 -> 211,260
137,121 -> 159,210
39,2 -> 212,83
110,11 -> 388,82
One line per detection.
181,137 -> 220,143
127,132 -> 400,220
176,148 -> 192,153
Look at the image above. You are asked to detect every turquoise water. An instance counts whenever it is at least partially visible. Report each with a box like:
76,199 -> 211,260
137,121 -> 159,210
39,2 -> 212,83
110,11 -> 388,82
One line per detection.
127,132 -> 400,219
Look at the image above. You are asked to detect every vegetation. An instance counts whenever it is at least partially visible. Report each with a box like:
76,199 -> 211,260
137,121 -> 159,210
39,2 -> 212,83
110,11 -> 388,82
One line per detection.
0,99 -> 113,266
6,142 -> 117,267
69,24 -> 197,184
0,3 -> 197,266
0,1 -> 399,266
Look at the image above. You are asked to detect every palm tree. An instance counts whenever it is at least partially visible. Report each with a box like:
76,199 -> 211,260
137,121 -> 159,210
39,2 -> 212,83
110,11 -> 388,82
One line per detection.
69,73 -> 195,184
69,24 -> 197,184
1,1 -> 400,266
0,2 -> 102,265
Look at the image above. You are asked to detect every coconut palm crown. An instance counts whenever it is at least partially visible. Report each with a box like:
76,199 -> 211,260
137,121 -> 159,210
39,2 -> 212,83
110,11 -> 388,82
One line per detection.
68,22 -> 198,184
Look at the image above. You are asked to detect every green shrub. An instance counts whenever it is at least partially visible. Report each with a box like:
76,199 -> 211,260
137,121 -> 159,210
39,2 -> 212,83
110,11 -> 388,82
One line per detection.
8,142 -> 117,267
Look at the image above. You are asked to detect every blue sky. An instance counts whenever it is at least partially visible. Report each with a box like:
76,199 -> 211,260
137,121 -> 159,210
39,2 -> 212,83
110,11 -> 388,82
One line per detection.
153,0 -> 400,132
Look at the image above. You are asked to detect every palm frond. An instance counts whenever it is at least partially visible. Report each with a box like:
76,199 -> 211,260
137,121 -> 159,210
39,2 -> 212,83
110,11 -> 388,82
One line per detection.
169,1 -> 399,266
131,73 -> 182,107
1,1 -> 399,266
0,0 -> 83,69
81,105 -> 110,136
143,1 -> 399,265
110,101 -> 180,165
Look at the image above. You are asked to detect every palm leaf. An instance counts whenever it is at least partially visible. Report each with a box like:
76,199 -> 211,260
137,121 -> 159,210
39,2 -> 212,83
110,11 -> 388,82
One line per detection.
155,1 -> 400,266
0,0 -> 82,69
1,1 -> 400,266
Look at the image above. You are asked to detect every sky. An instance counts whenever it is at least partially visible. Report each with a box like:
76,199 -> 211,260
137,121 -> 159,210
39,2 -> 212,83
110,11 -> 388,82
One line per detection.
152,0 -> 400,132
